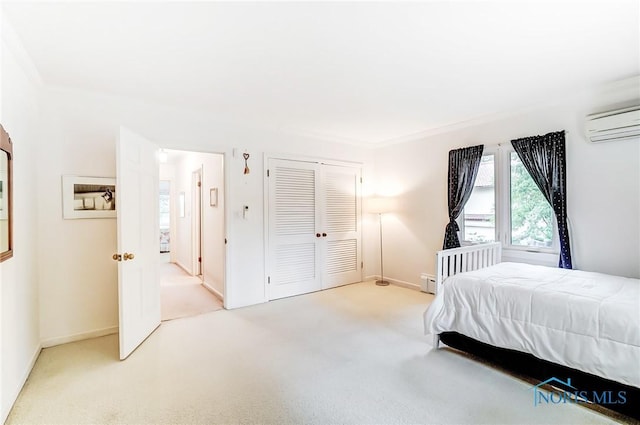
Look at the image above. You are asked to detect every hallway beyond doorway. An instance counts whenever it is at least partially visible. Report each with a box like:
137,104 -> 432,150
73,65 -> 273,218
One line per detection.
160,257 -> 223,321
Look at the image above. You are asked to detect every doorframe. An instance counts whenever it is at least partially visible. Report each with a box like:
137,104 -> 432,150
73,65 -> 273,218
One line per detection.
263,153 -> 364,301
191,167 -> 203,277
160,149 -> 228,307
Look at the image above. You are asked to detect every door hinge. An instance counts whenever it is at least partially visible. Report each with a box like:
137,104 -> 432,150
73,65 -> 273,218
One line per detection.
268,276 -> 271,284
197,181 -> 201,187
198,257 -> 202,263
360,177 -> 363,183
267,169 -> 270,177
361,261 -> 363,269
225,238 -> 227,244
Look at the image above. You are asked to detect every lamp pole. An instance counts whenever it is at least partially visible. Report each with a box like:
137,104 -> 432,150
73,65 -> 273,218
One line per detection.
376,212 -> 389,286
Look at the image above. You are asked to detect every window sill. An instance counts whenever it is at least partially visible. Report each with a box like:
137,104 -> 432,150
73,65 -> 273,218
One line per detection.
459,241 -> 559,267
502,248 -> 558,267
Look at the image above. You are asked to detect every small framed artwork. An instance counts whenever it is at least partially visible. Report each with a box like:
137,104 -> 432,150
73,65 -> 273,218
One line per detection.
210,188 -> 218,207
62,175 -> 116,219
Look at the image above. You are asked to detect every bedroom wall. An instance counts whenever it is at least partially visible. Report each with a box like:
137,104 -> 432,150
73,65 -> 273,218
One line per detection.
36,86 -> 374,344
372,77 -> 640,286
0,13 -> 42,423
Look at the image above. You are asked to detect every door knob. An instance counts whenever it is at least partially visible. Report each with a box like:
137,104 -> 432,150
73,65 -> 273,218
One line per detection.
123,252 -> 135,261
322,233 -> 327,237
316,233 -> 321,238
112,253 -> 122,261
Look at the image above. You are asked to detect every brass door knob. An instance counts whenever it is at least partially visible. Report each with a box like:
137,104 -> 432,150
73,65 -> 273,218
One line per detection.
112,253 -> 122,261
123,252 -> 135,261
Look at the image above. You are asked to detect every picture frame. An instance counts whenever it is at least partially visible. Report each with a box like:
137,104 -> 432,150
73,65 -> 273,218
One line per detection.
210,187 -> 218,207
0,149 -> 7,221
0,176 -> 6,220
62,175 -> 116,219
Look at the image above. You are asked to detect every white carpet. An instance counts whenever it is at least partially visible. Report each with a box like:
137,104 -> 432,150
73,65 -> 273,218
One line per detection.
160,261 -> 223,321
161,284 -> 223,321
6,282 -> 620,424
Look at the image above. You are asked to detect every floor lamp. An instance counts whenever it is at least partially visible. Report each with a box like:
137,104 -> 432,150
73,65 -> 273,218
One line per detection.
367,197 -> 395,286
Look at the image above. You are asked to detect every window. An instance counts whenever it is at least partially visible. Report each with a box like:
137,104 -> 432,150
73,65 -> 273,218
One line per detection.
509,152 -> 554,248
462,154 -> 495,243
459,147 -> 557,253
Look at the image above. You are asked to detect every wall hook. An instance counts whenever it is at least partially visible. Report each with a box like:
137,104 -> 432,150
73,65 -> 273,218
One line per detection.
243,152 -> 250,174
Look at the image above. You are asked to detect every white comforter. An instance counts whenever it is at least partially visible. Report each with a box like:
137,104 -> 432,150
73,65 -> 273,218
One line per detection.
424,262 -> 640,388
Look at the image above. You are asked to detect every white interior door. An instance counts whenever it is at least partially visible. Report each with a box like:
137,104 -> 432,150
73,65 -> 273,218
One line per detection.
320,164 -> 362,288
116,126 -> 161,360
267,159 -> 321,300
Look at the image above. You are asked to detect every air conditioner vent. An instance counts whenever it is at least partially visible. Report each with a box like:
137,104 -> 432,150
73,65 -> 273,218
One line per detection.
586,107 -> 640,143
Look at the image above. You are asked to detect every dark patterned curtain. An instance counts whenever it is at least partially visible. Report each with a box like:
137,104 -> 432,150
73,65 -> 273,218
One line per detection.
443,145 -> 484,249
511,131 -> 572,269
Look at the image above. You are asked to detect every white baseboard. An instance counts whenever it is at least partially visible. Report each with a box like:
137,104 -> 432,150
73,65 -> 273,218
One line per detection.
364,275 -> 421,291
387,277 -> 421,291
202,281 -> 224,302
1,343 -> 42,424
41,326 -> 119,348
175,261 -> 192,275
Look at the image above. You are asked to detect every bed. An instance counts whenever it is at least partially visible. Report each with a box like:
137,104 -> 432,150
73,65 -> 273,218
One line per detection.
423,242 -> 640,418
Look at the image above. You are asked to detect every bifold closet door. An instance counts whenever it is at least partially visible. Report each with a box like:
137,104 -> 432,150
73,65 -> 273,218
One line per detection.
267,159 -> 322,300
320,164 -> 362,289
267,158 -> 362,300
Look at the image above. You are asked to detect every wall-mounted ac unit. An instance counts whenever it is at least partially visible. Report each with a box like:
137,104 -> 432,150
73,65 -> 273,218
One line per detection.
586,107 -> 640,143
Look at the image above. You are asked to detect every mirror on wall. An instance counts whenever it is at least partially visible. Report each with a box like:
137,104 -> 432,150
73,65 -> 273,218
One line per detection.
0,124 -> 13,262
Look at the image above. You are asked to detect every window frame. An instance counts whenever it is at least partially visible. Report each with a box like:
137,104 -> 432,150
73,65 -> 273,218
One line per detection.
459,145 -> 559,256
458,148 -> 498,245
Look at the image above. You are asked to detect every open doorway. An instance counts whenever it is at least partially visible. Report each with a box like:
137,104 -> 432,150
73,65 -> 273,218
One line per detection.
158,149 -> 225,321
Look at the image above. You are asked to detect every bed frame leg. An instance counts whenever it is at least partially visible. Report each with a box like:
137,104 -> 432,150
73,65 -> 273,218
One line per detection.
433,334 -> 440,349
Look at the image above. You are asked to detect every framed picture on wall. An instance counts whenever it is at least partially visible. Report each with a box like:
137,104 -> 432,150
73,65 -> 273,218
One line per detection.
210,187 -> 218,207
62,175 -> 117,219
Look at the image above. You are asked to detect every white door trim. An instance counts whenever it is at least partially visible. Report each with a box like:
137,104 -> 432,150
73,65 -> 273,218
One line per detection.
191,167 -> 203,277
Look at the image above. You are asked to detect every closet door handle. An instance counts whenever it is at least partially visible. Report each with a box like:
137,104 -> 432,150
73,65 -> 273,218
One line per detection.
316,233 -> 321,238
322,233 -> 327,237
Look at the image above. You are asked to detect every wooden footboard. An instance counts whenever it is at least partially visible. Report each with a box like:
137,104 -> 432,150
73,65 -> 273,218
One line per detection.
435,242 -> 502,294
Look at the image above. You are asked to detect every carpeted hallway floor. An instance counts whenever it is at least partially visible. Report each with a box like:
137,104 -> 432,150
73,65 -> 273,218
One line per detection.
6,282 -> 620,424
160,260 -> 223,321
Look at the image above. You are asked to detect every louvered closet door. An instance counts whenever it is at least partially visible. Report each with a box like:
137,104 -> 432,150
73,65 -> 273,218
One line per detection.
320,164 -> 362,289
267,159 -> 322,300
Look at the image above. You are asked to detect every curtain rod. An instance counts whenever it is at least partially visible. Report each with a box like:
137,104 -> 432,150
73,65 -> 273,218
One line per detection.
482,130 -> 569,148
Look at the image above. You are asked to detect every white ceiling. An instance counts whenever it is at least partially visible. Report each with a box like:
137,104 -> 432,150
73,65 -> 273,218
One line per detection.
3,1 -> 639,146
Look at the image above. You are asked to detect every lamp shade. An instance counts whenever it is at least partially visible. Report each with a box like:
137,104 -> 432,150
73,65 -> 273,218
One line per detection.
365,196 -> 397,214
